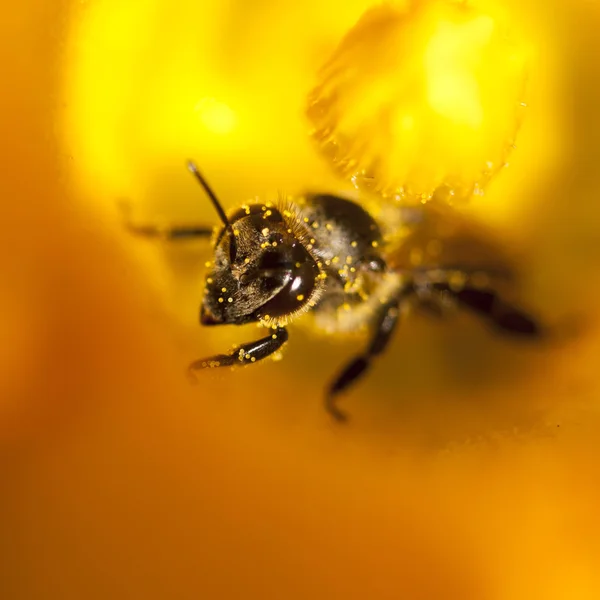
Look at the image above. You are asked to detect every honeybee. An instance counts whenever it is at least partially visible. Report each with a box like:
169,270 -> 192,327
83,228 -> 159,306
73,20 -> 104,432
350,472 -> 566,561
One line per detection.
126,161 -> 541,421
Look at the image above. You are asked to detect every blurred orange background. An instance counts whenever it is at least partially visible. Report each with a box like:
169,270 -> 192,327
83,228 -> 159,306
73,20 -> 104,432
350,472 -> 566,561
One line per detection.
2,1 -> 600,598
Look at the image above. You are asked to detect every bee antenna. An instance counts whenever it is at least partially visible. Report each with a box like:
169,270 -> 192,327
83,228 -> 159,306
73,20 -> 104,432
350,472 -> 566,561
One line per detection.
187,160 -> 231,230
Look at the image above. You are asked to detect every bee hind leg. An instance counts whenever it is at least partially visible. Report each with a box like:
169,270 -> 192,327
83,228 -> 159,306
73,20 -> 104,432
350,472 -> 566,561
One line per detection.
325,294 -> 409,422
433,284 -> 542,337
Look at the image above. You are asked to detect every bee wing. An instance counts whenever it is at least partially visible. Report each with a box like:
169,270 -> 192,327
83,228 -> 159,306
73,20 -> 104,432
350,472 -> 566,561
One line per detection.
385,203 -> 519,286
383,204 -> 542,337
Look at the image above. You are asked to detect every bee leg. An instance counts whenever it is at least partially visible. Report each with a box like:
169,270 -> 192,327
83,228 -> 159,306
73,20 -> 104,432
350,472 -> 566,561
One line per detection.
126,222 -> 214,240
434,284 -> 542,337
120,201 -> 214,240
187,327 -> 289,376
326,299 -> 404,422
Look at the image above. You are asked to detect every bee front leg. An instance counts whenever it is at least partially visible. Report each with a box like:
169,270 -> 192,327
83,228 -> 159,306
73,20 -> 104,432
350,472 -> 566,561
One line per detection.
188,327 -> 289,376
120,201 -> 214,240
126,222 -> 214,240
326,292 -> 410,422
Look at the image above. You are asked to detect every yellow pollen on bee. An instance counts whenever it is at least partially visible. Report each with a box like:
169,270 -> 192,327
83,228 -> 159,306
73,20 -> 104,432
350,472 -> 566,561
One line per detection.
283,210 -> 293,218
228,297 -> 233,303
204,261 -> 212,268
317,262 -> 323,268
325,259 -> 331,266
206,277 -> 213,284
332,256 -> 339,264
287,228 -> 292,233
261,227 -> 269,237
303,217 -> 310,223
272,241 -> 278,247
307,244 -> 313,250
371,240 -> 379,248
251,357 -> 256,362
265,210 -> 272,216
261,205 -> 267,211
350,267 -> 356,273
218,298 -> 224,303
312,222 -> 319,229
342,303 -> 351,311
296,294 -> 304,301
351,241 -> 358,248
295,262 -> 301,268
310,238 -> 316,244
233,229 -> 240,236
326,223 -> 333,231
221,287 -> 227,292
244,257 -> 250,264
346,256 -> 353,264
272,334 -> 277,339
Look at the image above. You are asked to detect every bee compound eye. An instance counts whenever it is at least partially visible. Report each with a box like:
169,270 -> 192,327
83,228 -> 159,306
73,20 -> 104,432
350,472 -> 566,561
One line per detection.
258,249 -> 288,270
257,260 -> 318,318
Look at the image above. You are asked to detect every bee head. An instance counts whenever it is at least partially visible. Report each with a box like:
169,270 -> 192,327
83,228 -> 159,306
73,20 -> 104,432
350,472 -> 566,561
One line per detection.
185,162 -> 321,327
201,204 -> 320,326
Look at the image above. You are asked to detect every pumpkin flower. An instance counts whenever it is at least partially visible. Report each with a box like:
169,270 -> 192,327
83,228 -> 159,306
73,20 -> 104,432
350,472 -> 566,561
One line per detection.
2,1 -> 600,599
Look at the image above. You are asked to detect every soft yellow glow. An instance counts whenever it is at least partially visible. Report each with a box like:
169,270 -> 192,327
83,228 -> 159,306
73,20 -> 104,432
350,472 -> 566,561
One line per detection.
399,114 -> 415,131
425,16 -> 496,127
63,0 -> 245,207
63,0 -> 536,218
63,2 -> 162,199
307,0 -> 530,205
63,0 -> 372,214
194,97 -> 237,135
8,0 -> 598,598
